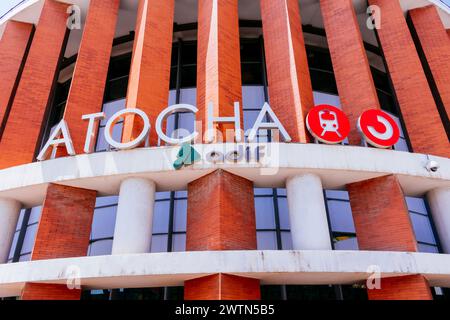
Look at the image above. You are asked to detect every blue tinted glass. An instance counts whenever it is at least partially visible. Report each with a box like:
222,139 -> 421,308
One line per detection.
257,231 -> 278,250
255,197 -> 276,229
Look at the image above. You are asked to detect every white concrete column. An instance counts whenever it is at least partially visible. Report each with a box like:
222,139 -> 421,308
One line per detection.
112,178 -> 156,255
286,174 -> 332,250
0,198 -> 22,263
427,188 -> 450,254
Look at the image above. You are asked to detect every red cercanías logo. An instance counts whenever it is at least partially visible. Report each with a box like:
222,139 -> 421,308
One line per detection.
358,109 -> 400,148
306,105 -> 350,144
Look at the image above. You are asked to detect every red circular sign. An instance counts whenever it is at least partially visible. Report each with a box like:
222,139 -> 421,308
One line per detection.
306,105 -> 350,144
358,109 -> 400,148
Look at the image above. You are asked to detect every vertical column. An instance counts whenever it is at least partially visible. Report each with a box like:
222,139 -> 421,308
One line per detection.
59,0 -> 120,155
347,175 -> 432,300
427,188 -> 450,254
122,0 -> 175,146
320,0 -> 381,145
286,174 -> 332,250
0,0 -> 69,169
111,178 -> 156,254
21,184 -> 97,300
369,0 -> 449,158
0,198 -> 21,264
408,6 -> 450,137
0,21 -> 34,139
184,170 -> 260,300
260,0 -> 314,142
197,0 -> 243,142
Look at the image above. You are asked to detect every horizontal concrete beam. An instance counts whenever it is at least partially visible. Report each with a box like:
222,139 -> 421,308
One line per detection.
0,250 -> 450,297
0,143 -> 448,207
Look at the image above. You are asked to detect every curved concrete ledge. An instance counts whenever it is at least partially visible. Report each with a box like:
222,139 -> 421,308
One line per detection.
0,143 -> 448,207
0,250 -> 449,297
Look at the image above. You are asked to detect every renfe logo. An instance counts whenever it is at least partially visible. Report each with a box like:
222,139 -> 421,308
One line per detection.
306,105 -> 350,144
37,102 -> 401,162
357,109 -> 400,148
307,105 -> 400,148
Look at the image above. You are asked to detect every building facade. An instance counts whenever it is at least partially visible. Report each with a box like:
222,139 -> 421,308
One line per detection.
0,0 -> 449,300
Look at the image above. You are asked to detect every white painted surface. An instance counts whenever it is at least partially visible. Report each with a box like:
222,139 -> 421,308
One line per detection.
0,143 -> 448,208
286,174 -> 332,250
427,188 -> 450,253
0,250 -> 450,297
0,199 -> 21,264
112,178 -> 156,255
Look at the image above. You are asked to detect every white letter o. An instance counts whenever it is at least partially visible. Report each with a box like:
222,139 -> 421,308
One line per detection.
104,108 -> 150,150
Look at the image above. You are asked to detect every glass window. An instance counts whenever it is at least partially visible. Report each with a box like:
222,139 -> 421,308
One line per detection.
88,240 -> 113,257
91,206 -> 117,240
327,200 -> 356,234
326,190 -> 358,251
255,197 -> 276,229
257,231 -> 278,250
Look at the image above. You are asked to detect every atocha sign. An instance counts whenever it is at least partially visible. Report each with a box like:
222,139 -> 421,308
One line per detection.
37,102 -> 400,161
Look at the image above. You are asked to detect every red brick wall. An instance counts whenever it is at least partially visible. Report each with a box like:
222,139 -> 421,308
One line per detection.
347,175 -> 432,300
320,0 -> 381,145
196,0 -> 242,142
21,283 -> 81,301
186,170 -> 257,251
185,170 -> 259,300
260,0 -> 314,143
369,0 -> 449,158
59,0 -> 119,155
31,184 -> 97,260
0,21 -> 34,140
185,274 -> 261,300
347,175 -> 418,252
408,6 -> 450,137
21,184 -> 96,300
122,0 -> 174,146
0,0 -> 69,170
368,275 -> 433,300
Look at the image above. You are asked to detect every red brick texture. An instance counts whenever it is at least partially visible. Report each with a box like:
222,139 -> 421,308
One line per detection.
260,0 -> 314,143
0,0 -> 69,170
20,184 -> 96,300
186,170 -> 257,251
347,175 -> 418,252
197,0 -> 242,142
369,0 -> 449,158
0,21 -> 34,139
185,170 -> 259,300
368,275 -> 433,300
408,6 -> 450,137
185,274 -> 261,300
122,0 -> 174,146
21,283 -> 81,301
59,0 -> 119,155
347,175 -> 432,300
320,0 -> 381,145
30,184 -> 97,261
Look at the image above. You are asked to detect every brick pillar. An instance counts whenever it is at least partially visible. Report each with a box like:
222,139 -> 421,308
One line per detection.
122,0 -> 174,146
197,0 -> 242,142
185,274 -> 261,300
260,0 -> 314,143
21,184 -> 97,300
0,0 -> 69,170
408,6 -> 450,137
369,0 -> 449,157
320,0 -> 381,145
0,21 -> 34,140
347,175 -> 432,300
184,170 -> 260,300
58,0 -> 119,155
